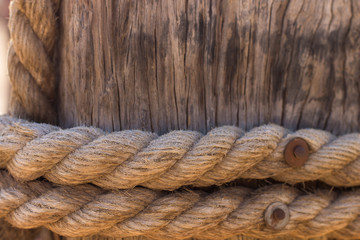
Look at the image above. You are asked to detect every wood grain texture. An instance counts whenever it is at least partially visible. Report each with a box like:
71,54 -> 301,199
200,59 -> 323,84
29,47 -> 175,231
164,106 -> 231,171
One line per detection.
0,218 -> 57,240
57,0 -> 360,136
55,0 -> 360,239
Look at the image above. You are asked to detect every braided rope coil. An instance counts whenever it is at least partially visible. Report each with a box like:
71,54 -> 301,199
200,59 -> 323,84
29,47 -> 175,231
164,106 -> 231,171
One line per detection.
0,170 -> 360,239
5,0 -> 360,239
1,116 -> 360,190
7,0 -> 60,124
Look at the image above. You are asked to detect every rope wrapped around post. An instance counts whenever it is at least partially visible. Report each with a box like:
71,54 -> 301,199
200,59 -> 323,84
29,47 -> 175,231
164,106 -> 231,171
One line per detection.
0,170 -> 360,239
7,0 -> 60,124
0,116 -> 360,190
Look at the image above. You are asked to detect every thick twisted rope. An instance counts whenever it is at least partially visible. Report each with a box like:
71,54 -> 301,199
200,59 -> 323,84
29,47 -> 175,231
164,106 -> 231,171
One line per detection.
1,170 -> 360,239
1,116 -> 360,190
7,0 -> 60,124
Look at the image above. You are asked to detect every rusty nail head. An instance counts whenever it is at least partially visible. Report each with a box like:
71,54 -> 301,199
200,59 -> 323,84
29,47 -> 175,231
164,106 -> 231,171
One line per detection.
272,208 -> 286,221
284,137 -> 309,168
265,202 -> 290,230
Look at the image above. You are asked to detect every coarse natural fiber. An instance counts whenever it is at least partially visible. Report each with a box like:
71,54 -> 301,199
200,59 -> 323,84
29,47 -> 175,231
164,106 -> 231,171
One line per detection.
7,0 -> 60,124
0,115 -> 359,190
4,0 -> 360,239
0,170 -> 360,239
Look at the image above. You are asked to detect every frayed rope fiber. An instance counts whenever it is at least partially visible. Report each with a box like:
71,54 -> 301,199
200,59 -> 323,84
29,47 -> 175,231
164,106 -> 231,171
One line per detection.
1,170 -> 360,239
1,115 -> 360,190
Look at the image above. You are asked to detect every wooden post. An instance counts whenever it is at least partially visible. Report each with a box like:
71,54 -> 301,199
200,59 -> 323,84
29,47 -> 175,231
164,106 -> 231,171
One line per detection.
57,0 -> 360,136
56,2 -> 359,239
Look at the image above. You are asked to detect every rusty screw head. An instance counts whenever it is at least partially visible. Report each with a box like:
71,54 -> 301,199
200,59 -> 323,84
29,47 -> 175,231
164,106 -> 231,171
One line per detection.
265,202 -> 290,230
284,138 -> 310,168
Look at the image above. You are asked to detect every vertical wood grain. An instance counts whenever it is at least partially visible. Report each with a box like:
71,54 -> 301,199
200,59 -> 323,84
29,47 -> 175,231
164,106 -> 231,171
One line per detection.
57,0 -> 360,136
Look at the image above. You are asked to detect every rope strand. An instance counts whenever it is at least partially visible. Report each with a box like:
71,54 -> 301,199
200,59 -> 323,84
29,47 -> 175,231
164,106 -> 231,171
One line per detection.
1,116 -> 360,189
7,0 -> 60,124
1,170 -> 360,239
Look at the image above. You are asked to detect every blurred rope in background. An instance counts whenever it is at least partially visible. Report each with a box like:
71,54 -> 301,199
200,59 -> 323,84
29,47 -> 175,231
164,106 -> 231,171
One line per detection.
0,0 -> 10,115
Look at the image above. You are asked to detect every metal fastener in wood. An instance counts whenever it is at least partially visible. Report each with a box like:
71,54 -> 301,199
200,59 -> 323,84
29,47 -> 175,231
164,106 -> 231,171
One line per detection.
284,137 -> 310,167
